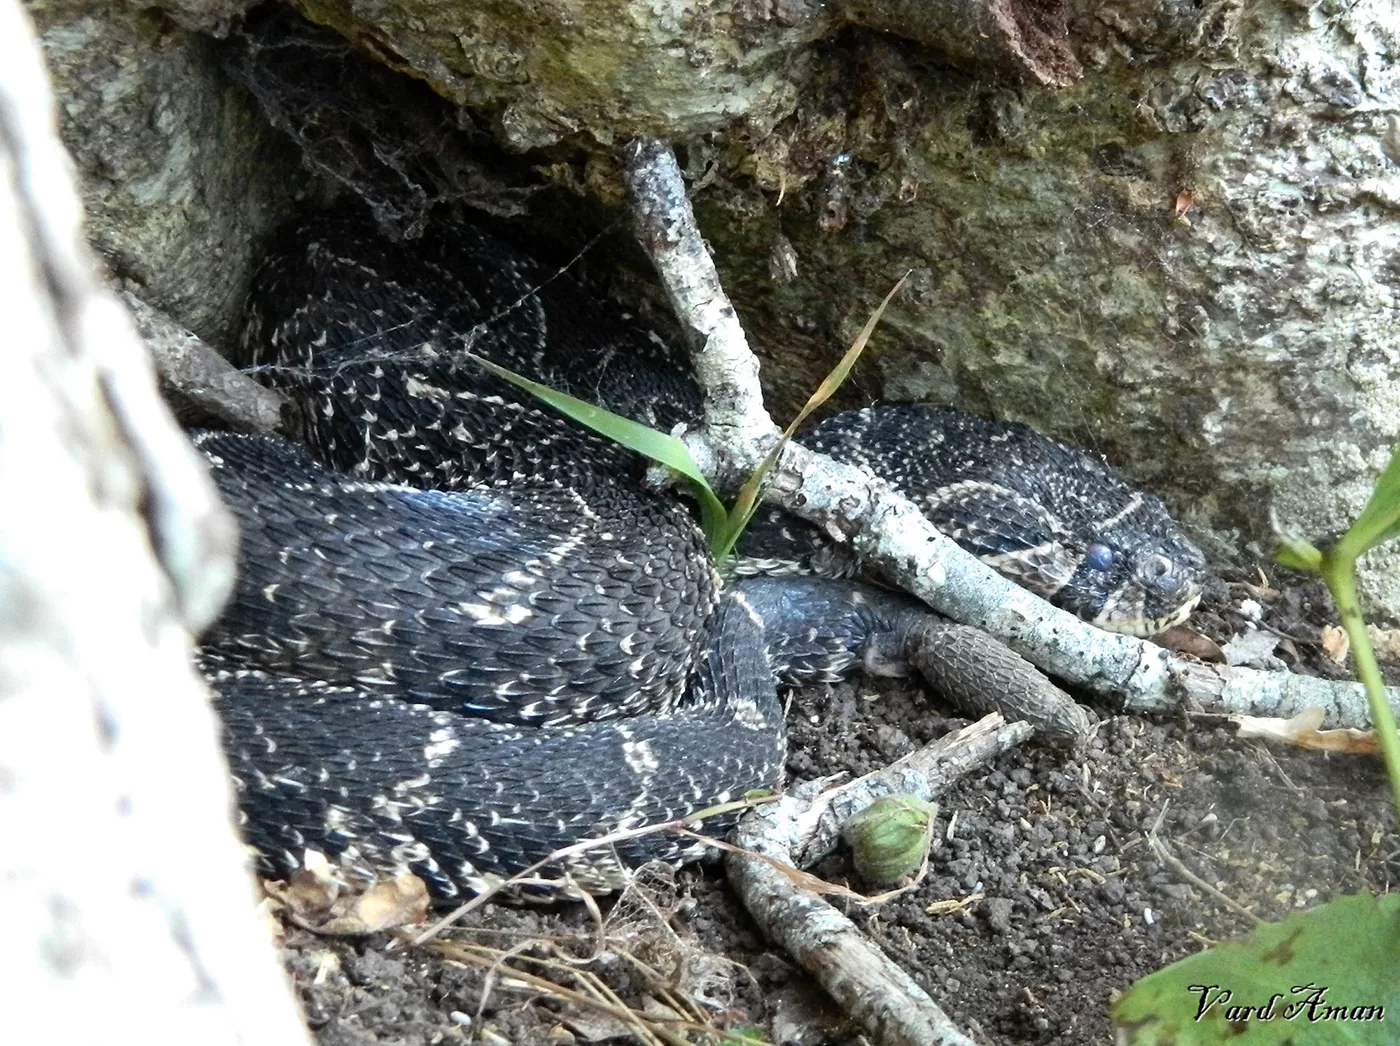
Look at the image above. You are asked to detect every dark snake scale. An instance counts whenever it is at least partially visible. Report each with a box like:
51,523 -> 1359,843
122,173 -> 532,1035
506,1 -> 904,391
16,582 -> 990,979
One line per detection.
200,209 -> 1206,901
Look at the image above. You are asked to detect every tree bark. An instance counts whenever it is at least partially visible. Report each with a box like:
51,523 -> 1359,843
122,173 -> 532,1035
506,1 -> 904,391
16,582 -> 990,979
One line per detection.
0,2 -> 306,1041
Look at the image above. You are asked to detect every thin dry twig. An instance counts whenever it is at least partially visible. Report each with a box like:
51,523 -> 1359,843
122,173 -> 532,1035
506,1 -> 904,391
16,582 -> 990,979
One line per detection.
670,826 -> 932,906
1145,802 -> 1263,928
405,795 -> 778,946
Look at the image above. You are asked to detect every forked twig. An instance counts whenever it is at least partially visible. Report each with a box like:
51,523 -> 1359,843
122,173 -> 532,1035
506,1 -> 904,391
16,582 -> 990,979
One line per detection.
725,716 -> 1029,1046
618,136 -> 1400,735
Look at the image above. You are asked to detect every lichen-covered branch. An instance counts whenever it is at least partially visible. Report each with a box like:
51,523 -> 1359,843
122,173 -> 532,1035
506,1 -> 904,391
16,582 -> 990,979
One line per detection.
785,715 -> 1036,870
619,135 -> 1400,733
727,849 -> 979,1046
622,137 -> 777,460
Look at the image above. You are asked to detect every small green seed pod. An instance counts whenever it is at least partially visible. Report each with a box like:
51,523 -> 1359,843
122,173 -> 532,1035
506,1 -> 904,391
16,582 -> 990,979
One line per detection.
840,795 -> 939,886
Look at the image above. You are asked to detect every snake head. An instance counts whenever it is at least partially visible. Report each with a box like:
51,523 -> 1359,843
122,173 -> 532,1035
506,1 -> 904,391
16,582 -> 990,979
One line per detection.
1079,501 -> 1207,637
917,478 -> 1207,638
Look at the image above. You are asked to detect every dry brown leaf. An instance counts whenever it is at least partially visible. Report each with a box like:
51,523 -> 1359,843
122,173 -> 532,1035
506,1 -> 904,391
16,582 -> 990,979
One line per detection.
263,851 -> 430,935
1231,706 -> 1378,754
263,849 -> 341,918
1320,624 -> 1350,663
1296,728 -> 1378,754
640,997 -> 685,1022
1154,625 -> 1225,662
319,874 -> 431,935
563,1009 -> 635,1043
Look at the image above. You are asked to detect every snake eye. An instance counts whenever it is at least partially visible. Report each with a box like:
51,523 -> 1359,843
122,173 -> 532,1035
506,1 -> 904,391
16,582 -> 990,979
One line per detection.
1085,543 -> 1115,572
1143,554 -> 1173,580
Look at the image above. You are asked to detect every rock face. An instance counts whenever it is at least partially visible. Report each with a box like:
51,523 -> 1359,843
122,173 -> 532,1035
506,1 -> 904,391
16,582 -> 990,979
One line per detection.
150,0 -> 1082,147
692,0 -> 1400,613
210,0 -> 827,151
29,0 -> 295,347
30,0 -> 1400,617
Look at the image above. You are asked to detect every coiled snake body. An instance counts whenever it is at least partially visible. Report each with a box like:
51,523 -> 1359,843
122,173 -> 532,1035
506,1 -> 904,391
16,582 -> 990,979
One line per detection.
201,211 -> 1205,900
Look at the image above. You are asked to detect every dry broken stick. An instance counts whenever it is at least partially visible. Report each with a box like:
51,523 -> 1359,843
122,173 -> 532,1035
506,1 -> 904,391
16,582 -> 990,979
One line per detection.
123,291 -> 289,435
787,714 -> 1037,872
728,715 -> 1032,1046
619,135 -> 1400,733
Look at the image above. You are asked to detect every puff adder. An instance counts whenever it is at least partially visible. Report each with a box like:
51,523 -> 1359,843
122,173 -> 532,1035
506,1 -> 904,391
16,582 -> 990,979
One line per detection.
199,209 -> 1206,901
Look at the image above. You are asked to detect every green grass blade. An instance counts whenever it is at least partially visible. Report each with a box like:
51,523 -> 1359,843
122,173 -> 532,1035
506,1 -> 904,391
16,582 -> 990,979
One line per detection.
787,270 -> 911,435
714,437 -> 787,562
467,352 -> 730,549
470,267 -> 907,568
712,272 -> 910,561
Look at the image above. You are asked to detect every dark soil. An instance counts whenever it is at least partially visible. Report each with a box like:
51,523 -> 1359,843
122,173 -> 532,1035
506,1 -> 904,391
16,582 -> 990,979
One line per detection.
269,568 -> 1400,1046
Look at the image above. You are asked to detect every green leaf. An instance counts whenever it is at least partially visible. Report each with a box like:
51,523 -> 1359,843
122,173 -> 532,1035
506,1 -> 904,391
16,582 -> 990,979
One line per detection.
466,353 -> 730,551
469,270 -> 907,566
1336,442 -> 1400,561
1113,893 -> 1400,1044
1274,535 -> 1325,574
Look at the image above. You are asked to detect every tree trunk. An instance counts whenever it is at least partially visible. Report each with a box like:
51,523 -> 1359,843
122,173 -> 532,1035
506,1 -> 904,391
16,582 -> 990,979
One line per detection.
0,2 -> 305,1041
